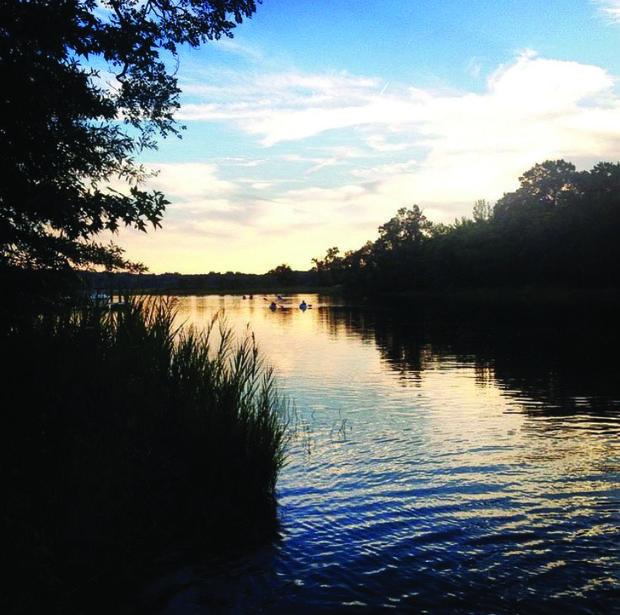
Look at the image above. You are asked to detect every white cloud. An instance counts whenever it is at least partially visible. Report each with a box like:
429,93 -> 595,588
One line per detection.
145,163 -> 236,200
351,160 -> 419,180
596,0 -> 620,22
177,53 -> 620,163
117,52 -> 620,272
249,181 -> 274,190
176,52 -> 620,206
365,134 -> 414,152
177,70 -> 388,145
212,38 -> 265,62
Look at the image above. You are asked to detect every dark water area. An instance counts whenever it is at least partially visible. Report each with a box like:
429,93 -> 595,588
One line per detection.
140,295 -> 619,614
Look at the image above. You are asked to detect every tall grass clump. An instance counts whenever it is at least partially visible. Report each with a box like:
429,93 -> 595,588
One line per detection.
2,297 -> 288,614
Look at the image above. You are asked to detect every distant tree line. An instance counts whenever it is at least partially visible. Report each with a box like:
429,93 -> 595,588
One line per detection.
82,264 -> 320,293
312,160 -> 620,293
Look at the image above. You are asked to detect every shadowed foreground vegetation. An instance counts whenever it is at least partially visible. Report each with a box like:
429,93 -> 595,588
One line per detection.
2,298 -> 288,614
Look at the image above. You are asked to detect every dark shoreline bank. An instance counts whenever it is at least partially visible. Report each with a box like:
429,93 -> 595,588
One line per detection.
368,286 -> 620,316
3,299 -> 287,615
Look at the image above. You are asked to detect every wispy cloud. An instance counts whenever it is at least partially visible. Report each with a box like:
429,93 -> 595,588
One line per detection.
178,52 -> 620,157
116,52 -> 620,273
173,52 -> 620,212
177,70 -> 386,145
211,38 -> 265,62
146,163 -> 236,200
596,0 -> 620,22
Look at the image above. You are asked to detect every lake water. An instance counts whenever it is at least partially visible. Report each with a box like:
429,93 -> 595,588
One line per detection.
142,294 -> 619,614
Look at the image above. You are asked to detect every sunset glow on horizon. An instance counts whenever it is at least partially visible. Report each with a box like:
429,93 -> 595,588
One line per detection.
112,1 -> 620,273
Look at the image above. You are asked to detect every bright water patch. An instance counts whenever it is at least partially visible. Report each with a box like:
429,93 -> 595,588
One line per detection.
141,295 -> 619,614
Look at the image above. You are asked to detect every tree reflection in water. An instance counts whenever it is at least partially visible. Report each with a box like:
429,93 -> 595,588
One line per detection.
318,301 -> 620,430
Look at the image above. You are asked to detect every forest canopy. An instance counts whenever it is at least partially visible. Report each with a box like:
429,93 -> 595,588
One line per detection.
312,160 -> 620,292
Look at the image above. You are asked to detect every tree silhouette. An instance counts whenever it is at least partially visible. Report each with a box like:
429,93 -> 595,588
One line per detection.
0,0 -> 258,272
312,161 -> 620,292
312,246 -> 344,285
472,199 -> 493,222
268,263 -> 295,285
376,205 -> 432,251
493,160 -> 579,221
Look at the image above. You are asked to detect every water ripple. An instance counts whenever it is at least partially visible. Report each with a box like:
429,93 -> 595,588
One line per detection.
140,296 -> 620,614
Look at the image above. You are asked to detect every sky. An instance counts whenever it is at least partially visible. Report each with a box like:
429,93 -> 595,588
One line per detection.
113,0 -> 620,274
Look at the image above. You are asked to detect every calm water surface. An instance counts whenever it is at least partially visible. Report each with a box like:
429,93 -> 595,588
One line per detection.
142,294 -> 619,614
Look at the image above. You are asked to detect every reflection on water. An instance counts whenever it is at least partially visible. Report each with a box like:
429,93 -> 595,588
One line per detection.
142,294 -> 619,614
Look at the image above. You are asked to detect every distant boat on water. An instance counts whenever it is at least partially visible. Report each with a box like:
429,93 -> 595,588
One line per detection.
90,290 -> 110,304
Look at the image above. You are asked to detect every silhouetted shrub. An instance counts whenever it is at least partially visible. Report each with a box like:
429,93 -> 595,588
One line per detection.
2,297 -> 288,613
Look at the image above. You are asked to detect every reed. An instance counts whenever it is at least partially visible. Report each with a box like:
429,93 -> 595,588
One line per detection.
2,297 -> 288,613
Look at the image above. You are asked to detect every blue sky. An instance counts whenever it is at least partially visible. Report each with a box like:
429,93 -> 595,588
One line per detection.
114,1 -> 620,273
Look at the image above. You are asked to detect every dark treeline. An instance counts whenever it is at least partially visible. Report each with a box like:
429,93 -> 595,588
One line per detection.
81,265 -> 321,294
312,160 -> 620,293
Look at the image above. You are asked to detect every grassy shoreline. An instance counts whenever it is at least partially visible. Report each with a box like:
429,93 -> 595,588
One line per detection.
3,298 -> 289,614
